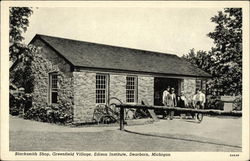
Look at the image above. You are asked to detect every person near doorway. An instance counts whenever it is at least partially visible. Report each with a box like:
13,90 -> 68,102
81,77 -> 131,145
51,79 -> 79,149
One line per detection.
168,88 -> 177,120
177,91 -> 188,108
193,88 -> 206,109
177,91 -> 189,119
162,86 -> 171,118
162,86 -> 170,105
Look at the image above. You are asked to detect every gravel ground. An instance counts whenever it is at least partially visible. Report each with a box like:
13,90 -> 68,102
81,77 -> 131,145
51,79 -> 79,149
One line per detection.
9,115 -> 241,152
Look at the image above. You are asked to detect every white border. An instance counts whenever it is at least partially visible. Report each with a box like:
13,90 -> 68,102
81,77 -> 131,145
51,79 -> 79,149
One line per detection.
1,1 -> 249,161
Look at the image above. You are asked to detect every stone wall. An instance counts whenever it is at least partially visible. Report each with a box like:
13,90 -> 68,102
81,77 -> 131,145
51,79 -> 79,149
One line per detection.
183,78 -> 196,101
138,76 -> 154,105
73,72 -> 154,123
73,71 -> 96,123
31,39 -> 74,116
109,74 -> 126,103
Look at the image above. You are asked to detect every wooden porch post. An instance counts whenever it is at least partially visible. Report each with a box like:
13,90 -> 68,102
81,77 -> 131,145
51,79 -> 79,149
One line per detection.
120,107 -> 124,130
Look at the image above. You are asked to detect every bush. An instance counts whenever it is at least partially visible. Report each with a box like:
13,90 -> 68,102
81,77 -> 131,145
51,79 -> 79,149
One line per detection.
206,96 -> 224,110
9,93 -> 20,115
233,95 -> 242,111
9,88 -> 32,116
24,104 -> 73,125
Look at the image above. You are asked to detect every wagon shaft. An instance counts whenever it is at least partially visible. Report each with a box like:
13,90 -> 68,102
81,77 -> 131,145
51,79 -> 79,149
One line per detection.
115,104 -> 242,117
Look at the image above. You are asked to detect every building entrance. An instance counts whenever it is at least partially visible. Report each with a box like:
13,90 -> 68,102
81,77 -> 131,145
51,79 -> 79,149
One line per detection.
154,77 -> 182,106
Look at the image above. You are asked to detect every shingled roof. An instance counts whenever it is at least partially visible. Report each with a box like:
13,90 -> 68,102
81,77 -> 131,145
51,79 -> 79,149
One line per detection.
32,34 -> 211,78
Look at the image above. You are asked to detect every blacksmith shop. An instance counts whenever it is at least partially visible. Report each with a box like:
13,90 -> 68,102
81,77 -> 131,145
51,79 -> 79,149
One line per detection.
21,34 -> 211,123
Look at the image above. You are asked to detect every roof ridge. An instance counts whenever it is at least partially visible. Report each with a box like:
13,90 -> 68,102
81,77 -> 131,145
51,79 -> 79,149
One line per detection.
36,34 -> 178,58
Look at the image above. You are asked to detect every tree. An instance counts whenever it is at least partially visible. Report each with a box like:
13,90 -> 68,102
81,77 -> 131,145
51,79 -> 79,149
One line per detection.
10,7 -> 33,60
207,8 -> 242,96
183,8 -> 242,96
182,49 -> 215,75
9,7 -> 36,93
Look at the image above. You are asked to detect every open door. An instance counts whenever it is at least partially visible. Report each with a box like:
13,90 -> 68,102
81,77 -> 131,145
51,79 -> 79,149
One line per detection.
154,77 -> 182,106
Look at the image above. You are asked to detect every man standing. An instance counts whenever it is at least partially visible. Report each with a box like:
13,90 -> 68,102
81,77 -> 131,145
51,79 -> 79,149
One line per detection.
162,86 -> 170,105
162,86 -> 170,118
193,89 -> 206,109
168,88 -> 177,120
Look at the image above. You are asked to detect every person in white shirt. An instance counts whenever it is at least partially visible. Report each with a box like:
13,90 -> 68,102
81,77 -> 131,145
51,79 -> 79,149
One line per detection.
192,89 -> 206,109
162,86 -> 170,106
162,86 -> 171,118
168,88 -> 177,120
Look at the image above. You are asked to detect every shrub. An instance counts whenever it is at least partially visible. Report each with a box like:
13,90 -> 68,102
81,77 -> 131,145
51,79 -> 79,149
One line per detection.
206,95 -> 224,110
9,93 -> 20,115
233,95 -> 242,111
9,87 -> 32,116
24,104 -> 73,125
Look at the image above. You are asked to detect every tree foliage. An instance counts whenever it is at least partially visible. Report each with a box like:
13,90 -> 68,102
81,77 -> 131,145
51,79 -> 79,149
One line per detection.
183,8 -> 242,96
182,49 -> 215,75
208,8 -> 242,96
9,7 -> 34,61
9,7 -> 36,93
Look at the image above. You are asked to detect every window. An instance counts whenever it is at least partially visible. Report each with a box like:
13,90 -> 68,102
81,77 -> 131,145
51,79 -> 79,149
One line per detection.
96,74 -> 108,104
126,76 -> 137,103
196,79 -> 202,91
202,80 -> 206,92
49,73 -> 58,104
196,79 -> 206,92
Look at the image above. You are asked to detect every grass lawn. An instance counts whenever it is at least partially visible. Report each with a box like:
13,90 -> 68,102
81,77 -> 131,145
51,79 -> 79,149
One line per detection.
10,130 -> 240,151
9,116 -> 241,152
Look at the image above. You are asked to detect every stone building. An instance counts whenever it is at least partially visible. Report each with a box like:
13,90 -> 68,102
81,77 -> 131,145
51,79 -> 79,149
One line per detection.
26,34 -> 211,123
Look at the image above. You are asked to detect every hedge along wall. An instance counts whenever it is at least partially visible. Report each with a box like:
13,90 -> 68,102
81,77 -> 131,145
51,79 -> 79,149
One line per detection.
29,38 -> 74,123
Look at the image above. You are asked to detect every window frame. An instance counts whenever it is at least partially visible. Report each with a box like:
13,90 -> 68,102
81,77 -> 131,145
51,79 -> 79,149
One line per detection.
95,73 -> 109,104
196,78 -> 206,93
48,72 -> 58,105
126,75 -> 138,104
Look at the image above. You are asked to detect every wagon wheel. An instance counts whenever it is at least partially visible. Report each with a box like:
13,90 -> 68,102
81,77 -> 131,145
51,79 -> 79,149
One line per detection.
108,97 -> 123,115
134,108 -> 149,119
100,115 -> 117,124
134,110 -> 143,119
108,97 -> 135,120
196,113 -> 203,123
93,104 -> 107,124
125,108 -> 136,120
108,97 -> 130,120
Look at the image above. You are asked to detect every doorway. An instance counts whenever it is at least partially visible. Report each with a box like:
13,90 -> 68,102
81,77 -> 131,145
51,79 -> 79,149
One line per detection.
154,77 -> 182,106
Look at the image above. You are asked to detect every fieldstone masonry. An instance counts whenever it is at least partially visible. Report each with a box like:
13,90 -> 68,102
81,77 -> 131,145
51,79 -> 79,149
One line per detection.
138,76 -> 154,105
31,39 -> 74,116
183,78 -> 196,101
109,74 -> 126,103
73,71 -> 96,123
73,73 -> 155,123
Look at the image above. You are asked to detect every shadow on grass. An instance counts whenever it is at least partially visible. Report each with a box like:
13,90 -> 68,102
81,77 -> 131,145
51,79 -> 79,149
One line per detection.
184,120 -> 201,124
124,129 -> 241,149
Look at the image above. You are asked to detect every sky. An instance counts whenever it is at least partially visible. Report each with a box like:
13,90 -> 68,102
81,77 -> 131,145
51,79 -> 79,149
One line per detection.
23,7 -> 223,57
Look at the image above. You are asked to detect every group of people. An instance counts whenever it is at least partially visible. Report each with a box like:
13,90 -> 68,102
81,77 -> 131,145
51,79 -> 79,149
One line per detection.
162,86 -> 206,120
